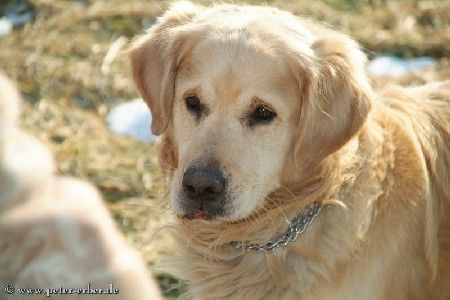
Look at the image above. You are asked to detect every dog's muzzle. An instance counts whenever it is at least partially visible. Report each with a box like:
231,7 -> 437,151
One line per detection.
180,162 -> 227,219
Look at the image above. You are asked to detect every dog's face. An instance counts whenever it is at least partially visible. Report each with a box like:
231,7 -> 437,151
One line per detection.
129,2 -> 371,222
170,35 -> 301,221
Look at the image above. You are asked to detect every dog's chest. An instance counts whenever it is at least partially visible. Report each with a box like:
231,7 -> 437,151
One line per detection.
184,247 -> 393,300
184,250 -> 301,299
187,246 -> 430,300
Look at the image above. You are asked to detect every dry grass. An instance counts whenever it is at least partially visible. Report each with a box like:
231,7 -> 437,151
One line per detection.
0,0 -> 448,297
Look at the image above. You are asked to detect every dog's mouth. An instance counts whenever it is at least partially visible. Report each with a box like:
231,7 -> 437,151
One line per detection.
178,200 -> 226,220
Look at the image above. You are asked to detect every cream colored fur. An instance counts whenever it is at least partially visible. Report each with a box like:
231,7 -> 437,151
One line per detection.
0,74 -> 161,300
129,2 -> 450,299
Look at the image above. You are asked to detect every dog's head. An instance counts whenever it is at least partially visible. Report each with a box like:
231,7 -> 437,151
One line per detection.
129,2 -> 371,222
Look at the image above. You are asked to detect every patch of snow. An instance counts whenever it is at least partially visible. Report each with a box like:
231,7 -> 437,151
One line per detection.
106,99 -> 154,143
0,19 -> 13,37
0,1 -> 35,37
368,55 -> 436,77
6,11 -> 34,27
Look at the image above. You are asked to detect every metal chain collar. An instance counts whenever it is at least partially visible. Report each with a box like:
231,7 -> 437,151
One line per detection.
229,202 -> 323,253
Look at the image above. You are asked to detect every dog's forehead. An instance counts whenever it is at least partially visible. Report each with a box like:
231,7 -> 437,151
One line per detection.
194,4 -> 315,42
178,29 -> 299,108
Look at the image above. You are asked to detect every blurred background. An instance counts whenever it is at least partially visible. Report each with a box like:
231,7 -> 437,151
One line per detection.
0,0 -> 449,298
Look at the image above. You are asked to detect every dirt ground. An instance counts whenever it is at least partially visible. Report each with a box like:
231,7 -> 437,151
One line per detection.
0,0 -> 448,297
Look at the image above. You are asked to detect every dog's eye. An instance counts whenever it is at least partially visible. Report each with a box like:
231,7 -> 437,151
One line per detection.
250,106 -> 276,125
185,95 -> 202,117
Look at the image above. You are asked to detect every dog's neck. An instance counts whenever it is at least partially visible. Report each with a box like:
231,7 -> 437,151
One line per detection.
175,149 -> 348,259
228,201 -> 323,253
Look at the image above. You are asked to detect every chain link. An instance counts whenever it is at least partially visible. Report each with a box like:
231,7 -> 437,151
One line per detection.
229,202 -> 323,253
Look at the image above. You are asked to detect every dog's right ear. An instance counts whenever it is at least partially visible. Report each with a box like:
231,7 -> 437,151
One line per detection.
128,1 -> 201,135
291,32 -> 372,172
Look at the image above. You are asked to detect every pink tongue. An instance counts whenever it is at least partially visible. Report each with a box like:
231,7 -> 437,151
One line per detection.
192,209 -> 209,219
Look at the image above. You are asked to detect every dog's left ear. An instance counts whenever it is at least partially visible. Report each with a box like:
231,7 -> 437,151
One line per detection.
294,32 -> 372,170
127,1 -> 202,136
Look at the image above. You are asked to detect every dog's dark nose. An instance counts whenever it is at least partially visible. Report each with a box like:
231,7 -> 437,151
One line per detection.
182,164 -> 226,200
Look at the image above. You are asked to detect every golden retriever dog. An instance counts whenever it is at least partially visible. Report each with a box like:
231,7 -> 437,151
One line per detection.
129,2 -> 450,299
0,74 -> 161,300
